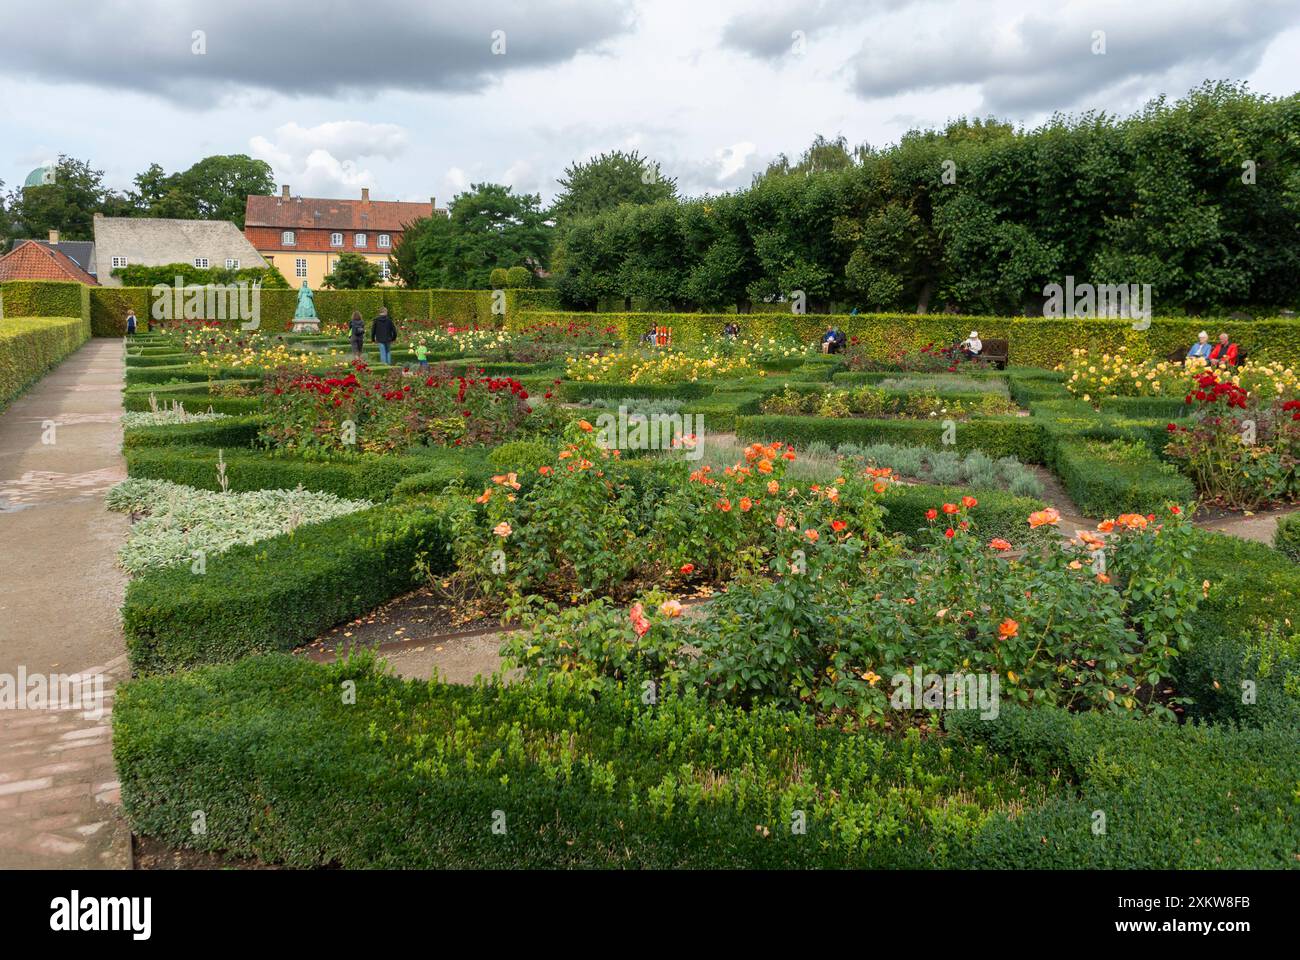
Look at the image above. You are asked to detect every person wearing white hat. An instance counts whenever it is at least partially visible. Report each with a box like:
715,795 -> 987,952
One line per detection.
960,330 -> 982,359
1186,330 -> 1212,362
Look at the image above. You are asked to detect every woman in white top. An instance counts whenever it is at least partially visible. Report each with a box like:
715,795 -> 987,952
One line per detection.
960,330 -> 982,359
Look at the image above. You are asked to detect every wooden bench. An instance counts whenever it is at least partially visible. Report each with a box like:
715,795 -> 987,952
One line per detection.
980,338 -> 1009,369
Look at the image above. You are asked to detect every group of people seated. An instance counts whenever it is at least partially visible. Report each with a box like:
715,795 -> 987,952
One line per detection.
821,326 -> 848,354
1187,331 -> 1240,367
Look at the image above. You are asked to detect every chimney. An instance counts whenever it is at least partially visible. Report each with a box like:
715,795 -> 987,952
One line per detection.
430,196 -> 436,209
361,187 -> 370,202
48,229 -> 59,244
281,184 -> 290,199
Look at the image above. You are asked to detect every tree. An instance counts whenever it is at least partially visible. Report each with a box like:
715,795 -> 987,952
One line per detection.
323,252 -> 382,290
550,150 -> 677,223
128,155 -> 274,228
4,156 -> 114,240
391,184 -> 551,289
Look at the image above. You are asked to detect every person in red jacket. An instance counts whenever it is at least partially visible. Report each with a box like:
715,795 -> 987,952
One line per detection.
1208,332 -> 1239,367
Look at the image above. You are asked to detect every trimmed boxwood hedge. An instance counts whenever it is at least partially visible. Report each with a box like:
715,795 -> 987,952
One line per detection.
122,502 -> 455,673
1048,436 -> 1195,517
113,653 -> 1047,867
124,352 -> 191,367
0,315 -> 90,410
947,704 -> 1300,868
1,279 -> 88,320
122,389 -> 262,416
559,380 -> 715,402
124,444 -> 489,500
122,415 -> 267,450
880,484 -> 1050,546
737,414 -> 1046,462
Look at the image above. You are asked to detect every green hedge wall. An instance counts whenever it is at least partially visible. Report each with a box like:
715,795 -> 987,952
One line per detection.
948,705 -> 1300,868
122,502 -> 455,673
519,310 -> 1300,368
0,316 -> 90,410
560,380 -> 715,402
736,415 -> 1047,462
1,279 -> 87,322
122,390 -> 261,416
89,287 -> 151,337
113,653 -> 1041,868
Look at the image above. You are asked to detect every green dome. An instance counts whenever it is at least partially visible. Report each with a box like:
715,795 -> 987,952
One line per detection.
23,165 -> 56,188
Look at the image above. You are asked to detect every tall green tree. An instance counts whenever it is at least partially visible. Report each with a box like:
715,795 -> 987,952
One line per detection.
128,155 -> 274,227
550,150 -> 677,223
323,252 -> 383,290
4,156 -> 113,240
391,183 -> 551,289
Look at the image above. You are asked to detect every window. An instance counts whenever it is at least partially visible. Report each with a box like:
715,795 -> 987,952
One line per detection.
111,256 -> 128,269
354,233 -> 367,247
378,234 -> 391,248
194,258 -> 209,269
330,232 -> 343,247
282,231 -> 296,245
225,258 -> 239,269
295,258 -> 307,278
379,260 -> 391,281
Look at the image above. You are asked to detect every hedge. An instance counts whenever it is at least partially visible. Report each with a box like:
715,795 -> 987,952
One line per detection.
121,502 -> 455,673
89,286 -> 151,337
1048,436 -> 1195,517
0,316 -> 90,410
881,483 -> 1051,546
0,279 -> 88,322
113,653 -> 1043,867
1174,531 -> 1300,729
1275,513 -> 1300,563
948,704 -> 1300,868
736,414 -> 1046,462
517,310 -> 1300,368
123,390 -> 262,416
122,415 -> 267,450
559,380 -> 715,402
124,444 -> 489,500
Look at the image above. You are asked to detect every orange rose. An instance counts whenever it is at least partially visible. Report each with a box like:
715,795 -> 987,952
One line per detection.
873,481 -> 888,494
989,538 -> 1011,551
757,459 -> 774,474
1097,519 -> 1115,532
804,529 -> 819,542
578,419 -> 593,432
716,498 -> 732,512
962,496 -> 978,508
767,480 -> 779,495
942,503 -> 959,514
1027,508 -> 1061,528
997,618 -> 1019,639
739,497 -> 753,512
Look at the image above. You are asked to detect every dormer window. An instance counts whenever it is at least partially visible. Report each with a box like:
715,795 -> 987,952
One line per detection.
355,233 -> 367,247
378,234 -> 391,248
282,231 -> 296,245
330,232 -> 343,247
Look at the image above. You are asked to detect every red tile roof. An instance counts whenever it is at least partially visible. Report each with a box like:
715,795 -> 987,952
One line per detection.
244,195 -> 436,232
0,240 -> 98,285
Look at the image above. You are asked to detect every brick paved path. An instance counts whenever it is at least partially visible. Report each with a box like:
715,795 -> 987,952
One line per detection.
0,339 -> 131,868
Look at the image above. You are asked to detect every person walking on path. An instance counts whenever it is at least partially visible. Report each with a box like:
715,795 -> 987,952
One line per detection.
348,310 -> 366,361
371,307 -> 398,365
125,309 -> 137,336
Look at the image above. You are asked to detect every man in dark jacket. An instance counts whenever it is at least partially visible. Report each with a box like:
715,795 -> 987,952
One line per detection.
371,307 -> 398,365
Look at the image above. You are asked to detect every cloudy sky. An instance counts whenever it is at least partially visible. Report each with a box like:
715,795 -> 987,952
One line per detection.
1,0 -> 1297,207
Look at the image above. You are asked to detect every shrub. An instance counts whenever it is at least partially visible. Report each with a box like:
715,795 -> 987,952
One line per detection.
736,415 -> 1046,462
1275,513 -> 1300,562
949,705 -> 1300,868
1050,437 -> 1195,516
0,279 -> 86,320
0,316 -> 90,410
113,653 -> 1046,868
122,501 -> 454,672
122,414 -> 266,450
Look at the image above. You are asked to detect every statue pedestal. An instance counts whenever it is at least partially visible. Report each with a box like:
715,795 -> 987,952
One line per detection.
290,317 -> 320,333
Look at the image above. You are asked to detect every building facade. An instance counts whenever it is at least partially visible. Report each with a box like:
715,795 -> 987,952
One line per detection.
92,216 -> 267,287
243,186 -> 441,290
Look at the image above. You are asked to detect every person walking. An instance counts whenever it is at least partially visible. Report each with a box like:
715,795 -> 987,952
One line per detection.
371,307 -> 398,365
125,309 -> 137,336
347,310 -> 366,361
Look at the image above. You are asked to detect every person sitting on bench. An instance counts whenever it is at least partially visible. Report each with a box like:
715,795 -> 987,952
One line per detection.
1186,331 -> 1212,362
959,330 -> 983,360
821,326 -> 847,354
1208,332 -> 1239,368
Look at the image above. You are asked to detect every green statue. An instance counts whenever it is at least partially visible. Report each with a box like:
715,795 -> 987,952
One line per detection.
294,281 -> 317,319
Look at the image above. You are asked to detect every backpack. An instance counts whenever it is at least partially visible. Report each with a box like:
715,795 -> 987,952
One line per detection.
349,317 -> 365,337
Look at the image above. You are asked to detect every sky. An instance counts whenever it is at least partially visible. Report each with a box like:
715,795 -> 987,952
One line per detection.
1,0 -> 1298,208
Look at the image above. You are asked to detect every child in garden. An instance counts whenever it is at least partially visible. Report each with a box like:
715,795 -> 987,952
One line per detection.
414,342 -> 429,370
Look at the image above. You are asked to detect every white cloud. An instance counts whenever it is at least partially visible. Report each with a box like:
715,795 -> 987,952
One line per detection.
248,121 -> 409,197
